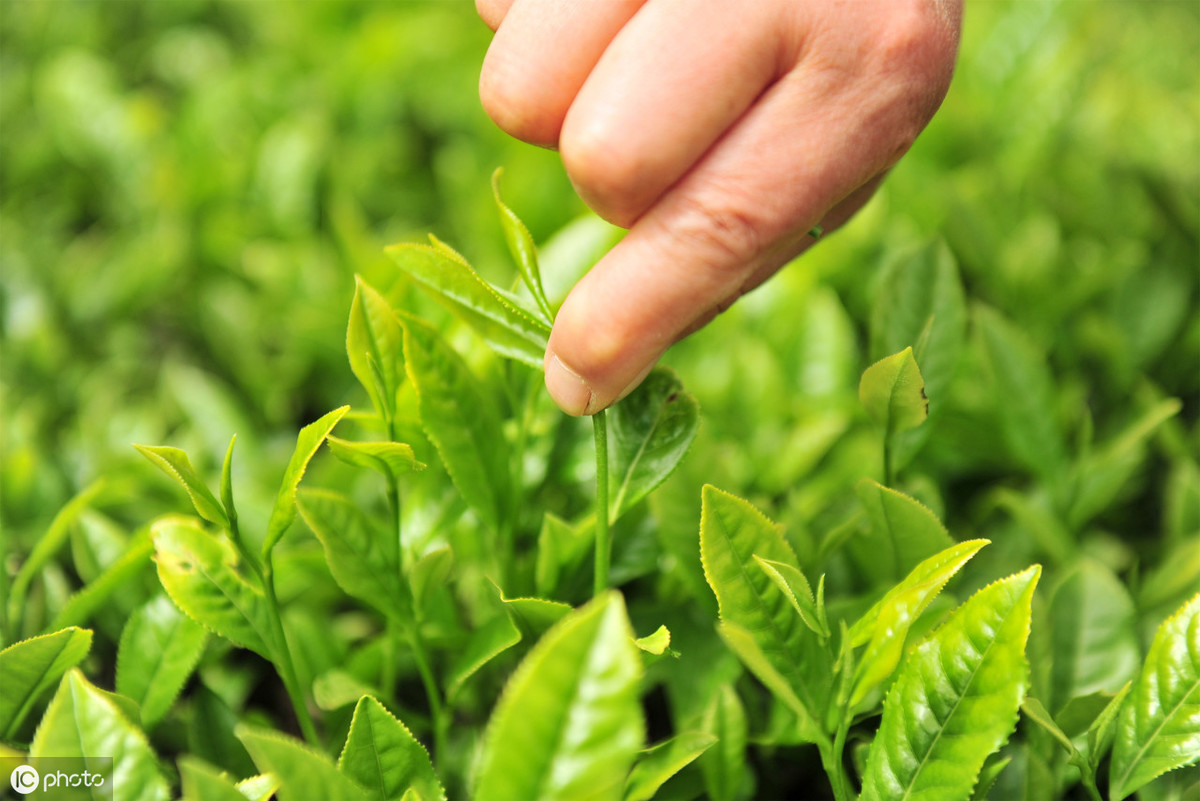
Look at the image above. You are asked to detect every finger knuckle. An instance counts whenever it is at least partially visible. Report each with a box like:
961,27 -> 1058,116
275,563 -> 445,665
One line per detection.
479,55 -> 562,146
560,122 -> 646,228
664,192 -> 766,273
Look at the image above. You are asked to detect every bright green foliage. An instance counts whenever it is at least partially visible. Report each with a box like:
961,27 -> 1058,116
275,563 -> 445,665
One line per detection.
116,594 -> 208,728
401,312 -> 510,535
624,732 -> 716,801
31,669 -> 170,801
50,532 -> 155,631
861,566 -> 1041,801
326,437 -> 425,479
699,684 -> 749,801
178,757 -> 255,801
338,696 -> 445,801
634,624 -> 672,656
347,275 -> 405,421
151,516 -> 273,658
263,406 -> 348,557
445,611 -> 522,703
385,243 -> 550,368
1109,593 -> 1200,800
238,726 -> 369,801
474,592 -> 644,801
409,546 -> 453,614
754,556 -> 828,639
859,347 -> 928,436
607,367 -> 699,523
296,488 -> 409,619
0,626 -> 92,739
135,446 -> 228,528
492,167 -> 552,321
850,480 -> 955,584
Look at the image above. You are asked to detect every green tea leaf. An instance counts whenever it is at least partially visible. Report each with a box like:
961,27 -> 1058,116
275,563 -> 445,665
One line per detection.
858,346 -> 928,436
1087,681 -> 1130,768
402,314 -> 509,534
238,726 -> 369,801
503,595 -> 574,638
296,488 -> 409,619
607,368 -> 699,523
624,732 -> 716,801
753,556 -> 828,639
179,756 -> 252,801
474,592 -> 643,801
1109,593 -> 1200,800
386,242 -> 550,368
969,755 -> 1012,801
699,684 -> 748,801
535,512 -> 592,598
861,565 -> 1041,801
492,167 -> 551,321
236,774 -> 281,801
263,405 -> 349,557
445,611 -> 522,704
116,594 -> 209,728
700,486 -> 828,740
347,275 -> 404,420
50,530 -> 154,631
634,625 -> 671,656
409,546 -> 453,615
1047,561 -> 1140,712
338,696 -> 445,801
326,436 -> 426,480
715,622 -> 817,738
30,669 -> 170,801
220,435 -> 238,532
847,539 -> 990,709
314,670 -> 378,711
1021,695 -> 1079,757
850,479 -> 956,585
152,516 -> 274,658
0,626 -> 92,740
135,445 -> 227,529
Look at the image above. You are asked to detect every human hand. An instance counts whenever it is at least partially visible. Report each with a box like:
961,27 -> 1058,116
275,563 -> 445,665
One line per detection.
477,0 -> 962,415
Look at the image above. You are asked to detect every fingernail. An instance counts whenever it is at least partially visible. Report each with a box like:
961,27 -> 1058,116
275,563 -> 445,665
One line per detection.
545,352 -> 593,417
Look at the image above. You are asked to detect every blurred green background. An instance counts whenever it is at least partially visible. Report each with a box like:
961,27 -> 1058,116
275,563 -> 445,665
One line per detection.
2,0 -> 1197,597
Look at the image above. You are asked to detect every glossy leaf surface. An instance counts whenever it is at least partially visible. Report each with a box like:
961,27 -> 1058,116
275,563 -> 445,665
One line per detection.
326,436 -> 425,479
1109,593 -> 1200,800
851,480 -> 956,585
239,726 -> 369,801
338,696 -> 445,801
624,732 -> 716,801
474,592 -> 643,801
347,275 -> 404,420
859,346 -> 928,435
116,594 -> 208,728
263,405 -> 348,556
861,566 -> 1041,801
0,626 -> 92,739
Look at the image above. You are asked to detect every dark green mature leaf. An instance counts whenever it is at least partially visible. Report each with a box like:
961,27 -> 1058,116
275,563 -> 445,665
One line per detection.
239,726 -> 369,801
492,167 -> 552,321
699,684 -> 748,801
178,756 -> 252,801
624,732 -> 716,801
1048,561 -> 1140,712
446,611 -> 522,704
700,486 -> 828,740
976,304 -> 1066,480
474,592 -> 643,801
848,539 -> 990,709
607,367 -> 699,523
338,696 -> 445,801
0,626 -> 92,739
263,406 -> 349,557
152,516 -> 273,659
861,565 -> 1041,801
116,594 -> 208,728
31,669 -> 170,801
1109,593 -> 1200,800
386,242 -> 550,368
850,479 -> 956,585
347,275 -> 404,421
135,446 -> 227,528
296,488 -> 409,619
858,346 -> 928,436
326,437 -> 425,480
401,313 -> 510,534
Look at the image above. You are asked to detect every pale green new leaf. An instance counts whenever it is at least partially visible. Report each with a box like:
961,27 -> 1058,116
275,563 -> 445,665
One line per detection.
1087,681 -> 1130,769
1109,593 -> 1200,800
238,726 -> 369,801
716,622 -> 818,739
700,486 -> 829,739
699,684 -> 748,801
859,346 -> 928,435
220,435 -> 238,530
237,774 -> 281,801
492,167 -> 551,321
607,367 -> 699,523
386,242 -> 550,367
861,565 -> 1041,801
30,669 -> 170,801
338,696 -> 445,801
296,489 -> 409,619
850,479 -> 955,585
401,313 -> 509,535
263,405 -> 349,557
326,436 -> 426,480
347,275 -> 404,420
179,756 -> 251,801
634,625 -> 671,656
624,732 -> 716,801
152,516 -> 274,659
535,512 -> 591,597
474,592 -> 644,801
135,445 -> 227,528
116,594 -> 209,728
0,626 -> 92,739
754,556 -> 828,638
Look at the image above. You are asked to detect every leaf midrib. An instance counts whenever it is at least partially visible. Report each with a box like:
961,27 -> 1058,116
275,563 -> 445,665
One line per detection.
610,401 -> 671,519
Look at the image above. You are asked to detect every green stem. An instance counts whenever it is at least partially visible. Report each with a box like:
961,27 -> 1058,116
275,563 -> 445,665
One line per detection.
407,625 -> 447,775
592,409 -> 610,596
262,554 -> 320,747
829,713 -> 853,801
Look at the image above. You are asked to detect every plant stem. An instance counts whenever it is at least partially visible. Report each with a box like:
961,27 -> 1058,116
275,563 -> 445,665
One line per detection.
262,554 -> 320,747
829,713 -> 853,801
407,625 -> 447,775
592,409 -> 610,596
